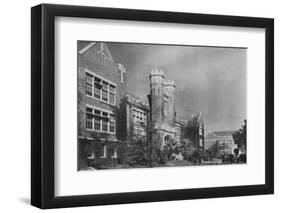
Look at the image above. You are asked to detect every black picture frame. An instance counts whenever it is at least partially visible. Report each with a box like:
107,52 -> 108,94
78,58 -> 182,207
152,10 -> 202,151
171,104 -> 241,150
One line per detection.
31,3 -> 274,209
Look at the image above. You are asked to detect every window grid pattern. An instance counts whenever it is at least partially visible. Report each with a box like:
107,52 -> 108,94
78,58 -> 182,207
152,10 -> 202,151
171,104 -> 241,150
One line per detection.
109,114 -> 115,133
85,71 -> 116,106
86,117 -> 92,129
85,73 -> 93,96
86,107 -> 93,129
132,108 -> 147,124
86,106 -> 116,134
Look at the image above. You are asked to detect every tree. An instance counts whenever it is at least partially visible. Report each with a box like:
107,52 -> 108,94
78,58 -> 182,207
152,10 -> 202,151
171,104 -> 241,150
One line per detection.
150,143 -> 173,166
232,119 -> 247,152
125,137 -> 149,167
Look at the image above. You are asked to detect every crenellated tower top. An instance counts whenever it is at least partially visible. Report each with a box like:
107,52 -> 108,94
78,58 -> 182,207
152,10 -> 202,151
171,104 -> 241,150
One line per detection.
164,79 -> 176,87
150,68 -> 165,78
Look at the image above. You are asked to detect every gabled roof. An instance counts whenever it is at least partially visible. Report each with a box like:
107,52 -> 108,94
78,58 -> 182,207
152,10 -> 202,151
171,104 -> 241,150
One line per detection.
77,41 -> 93,51
77,41 -> 114,63
78,41 -> 96,54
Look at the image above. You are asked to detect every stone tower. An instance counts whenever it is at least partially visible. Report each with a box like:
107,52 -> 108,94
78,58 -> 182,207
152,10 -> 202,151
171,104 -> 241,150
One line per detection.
149,69 -> 181,148
149,69 -> 165,128
163,79 -> 176,126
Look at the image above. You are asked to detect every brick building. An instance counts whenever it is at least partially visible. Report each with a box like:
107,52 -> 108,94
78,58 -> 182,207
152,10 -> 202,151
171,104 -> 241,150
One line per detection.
78,41 -> 204,169
78,41 -> 127,169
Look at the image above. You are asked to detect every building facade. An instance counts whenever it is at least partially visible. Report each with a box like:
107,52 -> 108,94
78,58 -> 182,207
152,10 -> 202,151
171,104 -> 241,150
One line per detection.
125,93 -> 150,141
149,69 -> 182,148
78,41 -> 204,169
78,41 -> 127,169
204,131 -> 237,155
181,113 -> 205,149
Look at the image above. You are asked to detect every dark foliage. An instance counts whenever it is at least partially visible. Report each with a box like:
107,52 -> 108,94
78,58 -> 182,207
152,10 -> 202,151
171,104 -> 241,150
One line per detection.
232,119 -> 247,152
125,138 -> 150,167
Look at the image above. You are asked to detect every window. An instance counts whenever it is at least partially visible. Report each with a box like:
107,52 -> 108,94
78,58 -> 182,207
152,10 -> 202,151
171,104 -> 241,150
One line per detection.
86,107 -> 93,129
102,82 -> 108,102
109,85 -> 115,104
100,145 -> 107,158
94,77 -> 101,99
86,107 -> 93,113
86,117 -> 92,129
111,147 -> 117,158
85,73 -> 93,96
86,106 -> 115,134
109,114 -> 115,133
94,109 -> 101,116
94,117 -> 101,131
85,71 -> 116,105
132,108 -> 147,124
102,119 -> 108,132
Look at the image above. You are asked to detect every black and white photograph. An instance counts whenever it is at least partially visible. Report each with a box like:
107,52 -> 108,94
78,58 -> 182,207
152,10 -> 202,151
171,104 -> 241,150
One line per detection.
29,2 -> 274,210
77,41 -> 247,170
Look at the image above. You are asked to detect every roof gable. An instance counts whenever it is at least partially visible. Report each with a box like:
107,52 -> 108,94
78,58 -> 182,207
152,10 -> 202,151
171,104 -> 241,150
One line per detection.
78,41 -> 115,63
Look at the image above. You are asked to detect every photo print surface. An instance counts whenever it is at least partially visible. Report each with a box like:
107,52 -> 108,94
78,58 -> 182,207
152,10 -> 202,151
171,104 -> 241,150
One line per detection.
77,41 -> 247,170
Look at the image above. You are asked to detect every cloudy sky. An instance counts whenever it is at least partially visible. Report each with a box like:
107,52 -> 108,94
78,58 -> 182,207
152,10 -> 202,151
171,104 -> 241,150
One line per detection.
107,42 -> 247,133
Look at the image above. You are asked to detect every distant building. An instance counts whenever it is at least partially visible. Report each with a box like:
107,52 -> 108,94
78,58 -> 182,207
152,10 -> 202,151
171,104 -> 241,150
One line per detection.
205,131 -> 237,155
181,113 -> 205,149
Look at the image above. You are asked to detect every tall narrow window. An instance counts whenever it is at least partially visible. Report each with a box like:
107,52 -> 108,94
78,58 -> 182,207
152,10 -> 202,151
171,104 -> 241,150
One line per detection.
94,117 -> 101,131
102,119 -> 108,132
100,145 -> 107,158
86,107 -> 93,130
94,77 -> 101,99
102,82 -> 108,102
86,117 -> 92,129
109,85 -> 116,105
109,114 -> 115,133
85,73 -> 93,96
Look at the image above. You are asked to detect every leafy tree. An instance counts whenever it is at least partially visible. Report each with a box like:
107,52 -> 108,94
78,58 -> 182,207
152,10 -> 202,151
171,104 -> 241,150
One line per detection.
189,148 -> 203,163
125,137 -> 149,167
151,143 -> 173,166
232,119 -> 247,152
125,132 -> 175,167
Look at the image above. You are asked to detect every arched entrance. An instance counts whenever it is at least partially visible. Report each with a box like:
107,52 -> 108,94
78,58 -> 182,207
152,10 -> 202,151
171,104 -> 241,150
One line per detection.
163,134 -> 173,146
